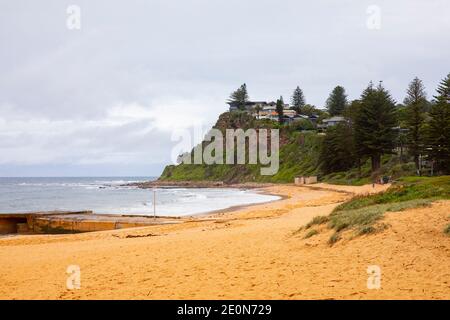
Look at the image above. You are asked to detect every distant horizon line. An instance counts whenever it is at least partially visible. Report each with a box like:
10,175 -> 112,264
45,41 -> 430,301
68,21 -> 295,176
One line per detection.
0,176 -> 157,178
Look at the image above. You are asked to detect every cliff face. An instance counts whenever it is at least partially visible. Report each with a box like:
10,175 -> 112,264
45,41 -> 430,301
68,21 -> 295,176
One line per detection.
159,112 -> 323,184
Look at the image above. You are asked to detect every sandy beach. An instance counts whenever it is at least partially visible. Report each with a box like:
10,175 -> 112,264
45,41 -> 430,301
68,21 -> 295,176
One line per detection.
0,183 -> 449,300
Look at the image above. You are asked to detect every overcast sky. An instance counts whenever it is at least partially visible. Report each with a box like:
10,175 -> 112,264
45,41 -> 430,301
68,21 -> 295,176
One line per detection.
0,0 -> 449,177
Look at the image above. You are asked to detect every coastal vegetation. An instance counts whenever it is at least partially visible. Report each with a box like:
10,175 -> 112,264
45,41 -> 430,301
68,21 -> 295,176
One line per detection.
161,73 -> 450,184
325,85 -> 347,116
226,83 -> 249,111
301,175 -> 450,243
291,86 -> 306,114
161,112 -> 322,183
303,229 -> 319,239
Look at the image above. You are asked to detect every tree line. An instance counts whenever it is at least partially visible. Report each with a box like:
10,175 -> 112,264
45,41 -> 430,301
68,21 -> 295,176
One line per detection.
228,73 -> 450,176
320,74 -> 450,176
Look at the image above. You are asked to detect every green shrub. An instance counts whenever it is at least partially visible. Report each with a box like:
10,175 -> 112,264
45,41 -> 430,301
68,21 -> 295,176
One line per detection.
444,224 -> 450,236
358,225 -> 376,235
304,229 -> 319,239
328,232 -> 341,245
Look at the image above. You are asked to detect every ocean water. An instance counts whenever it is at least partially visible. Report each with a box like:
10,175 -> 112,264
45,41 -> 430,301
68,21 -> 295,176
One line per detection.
0,177 -> 280,216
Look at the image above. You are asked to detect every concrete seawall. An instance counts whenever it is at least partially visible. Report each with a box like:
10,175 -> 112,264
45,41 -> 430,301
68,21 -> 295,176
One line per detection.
0,211 -> 181,235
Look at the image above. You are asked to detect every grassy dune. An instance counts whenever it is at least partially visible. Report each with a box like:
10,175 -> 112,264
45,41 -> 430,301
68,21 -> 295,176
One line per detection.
302,176 -> 450,243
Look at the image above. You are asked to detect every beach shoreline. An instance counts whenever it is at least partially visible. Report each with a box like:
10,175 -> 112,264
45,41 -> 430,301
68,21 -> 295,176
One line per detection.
0,186 -> 285,236
126,179 -> 276,189
191,186 -> 286,218
1,182 -> 449,300
0,181 -> 283,233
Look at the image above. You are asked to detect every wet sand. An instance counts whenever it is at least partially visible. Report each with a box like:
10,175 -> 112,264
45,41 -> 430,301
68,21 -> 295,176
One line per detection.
0,183 -> 449,300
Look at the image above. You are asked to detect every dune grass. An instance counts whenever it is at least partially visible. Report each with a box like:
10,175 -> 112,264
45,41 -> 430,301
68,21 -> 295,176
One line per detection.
329,198 -> 433,235
328,232 -> 341,245
302,176 -> 450,244
303,229 -> 319,239
335,176 -> 450,213
304,215 -> 329,229
445,224 -> 450,236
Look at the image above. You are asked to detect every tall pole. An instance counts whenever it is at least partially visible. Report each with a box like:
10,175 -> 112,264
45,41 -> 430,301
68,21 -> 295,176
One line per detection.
153,187 -> 156,219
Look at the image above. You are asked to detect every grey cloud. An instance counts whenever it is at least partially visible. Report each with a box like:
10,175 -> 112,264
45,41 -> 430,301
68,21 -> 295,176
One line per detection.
0,0 -> 449,176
